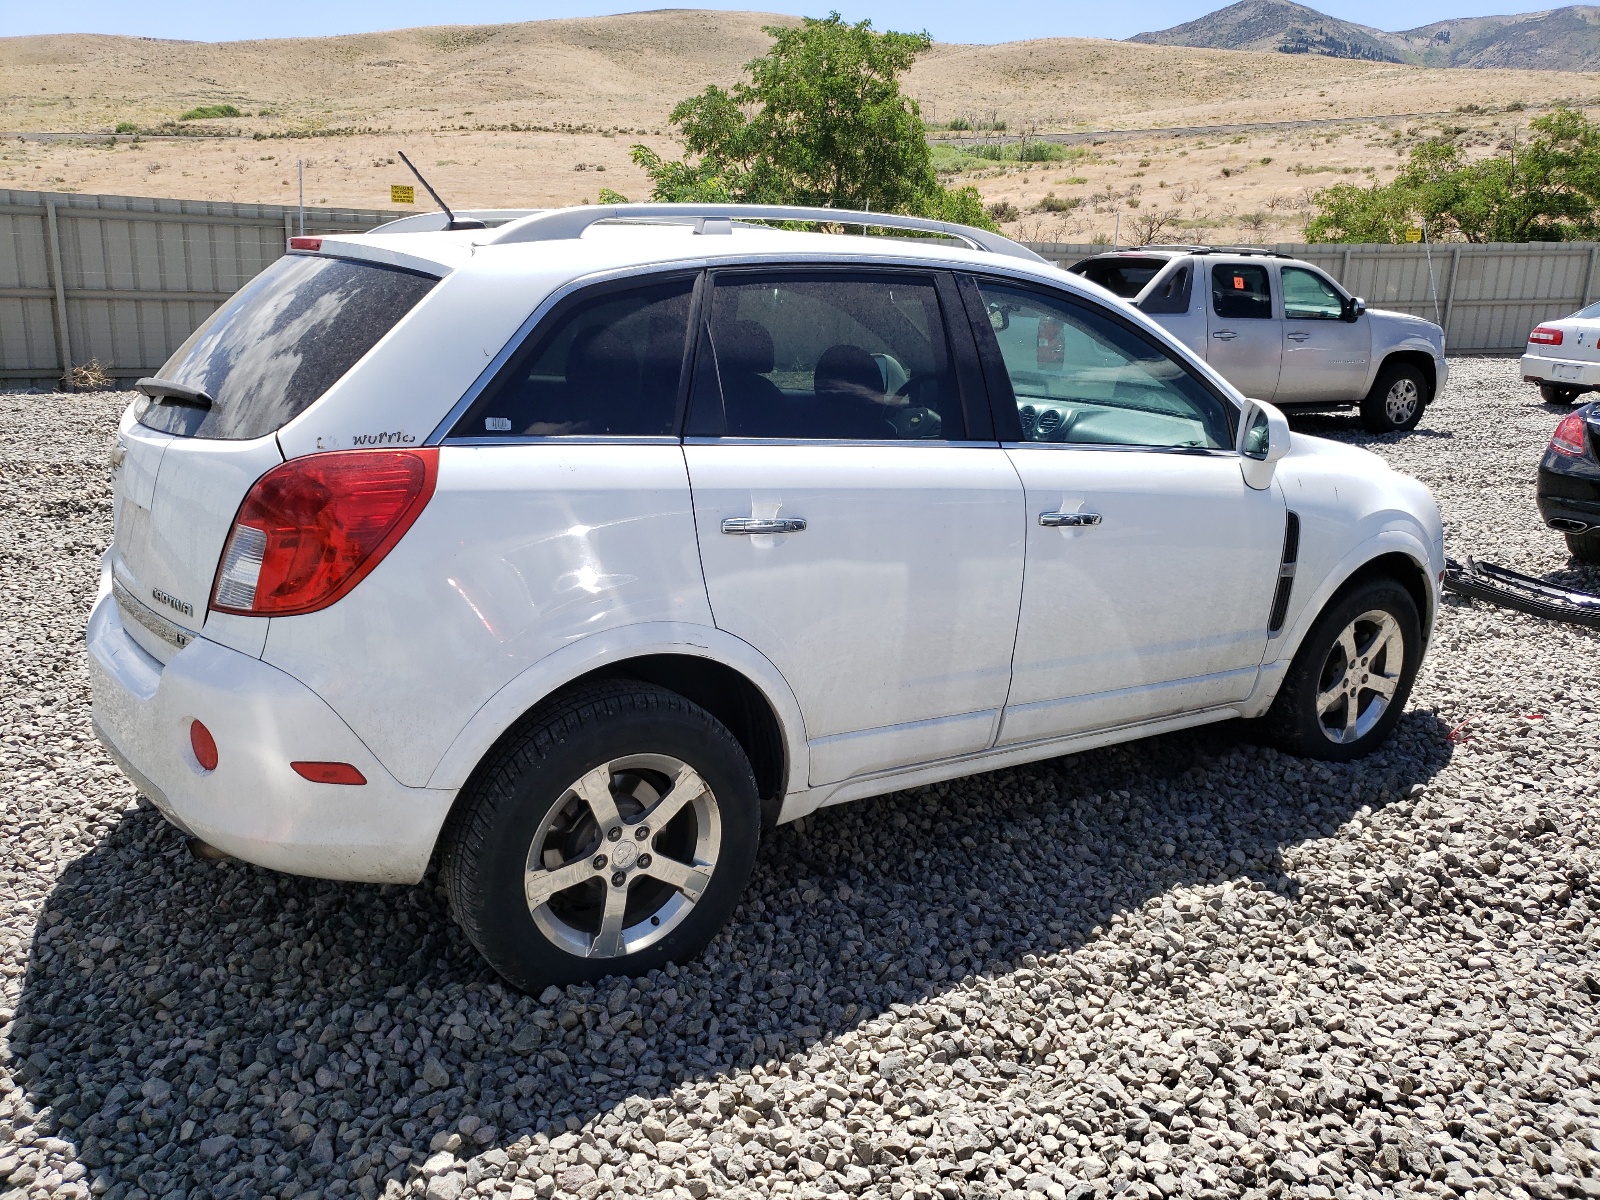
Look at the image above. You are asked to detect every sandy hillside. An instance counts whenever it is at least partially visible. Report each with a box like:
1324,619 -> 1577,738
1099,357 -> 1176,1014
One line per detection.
2,10 -> 1598,244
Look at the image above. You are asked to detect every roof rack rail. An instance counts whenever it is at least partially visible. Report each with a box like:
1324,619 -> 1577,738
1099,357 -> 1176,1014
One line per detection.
374,209 -> 547,233
482,203 -> 1048,263
1105,244 -> 1293,258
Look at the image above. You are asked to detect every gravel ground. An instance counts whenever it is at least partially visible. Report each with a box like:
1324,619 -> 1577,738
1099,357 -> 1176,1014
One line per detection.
2,357 -> 1598,1200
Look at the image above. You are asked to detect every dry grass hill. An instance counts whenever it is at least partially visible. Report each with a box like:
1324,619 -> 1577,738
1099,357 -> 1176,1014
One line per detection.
2,10 -> 1598,244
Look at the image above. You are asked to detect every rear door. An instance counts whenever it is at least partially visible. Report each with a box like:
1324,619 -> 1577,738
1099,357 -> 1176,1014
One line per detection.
109,253 -> 439,660
683,268 -> 1025,786
1275,264 -> 1370,404
1205,261 -> 1282,401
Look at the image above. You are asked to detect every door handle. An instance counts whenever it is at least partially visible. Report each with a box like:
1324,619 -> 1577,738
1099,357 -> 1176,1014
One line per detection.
1211,330 -> 1238,341
1039,511 -> 1102,528
722,516 -> 807,535
1286,331 -> 1311,342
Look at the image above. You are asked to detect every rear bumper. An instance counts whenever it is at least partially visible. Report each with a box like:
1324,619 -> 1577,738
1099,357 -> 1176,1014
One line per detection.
87,583 -> 456,884
1522,353 -> 1600,389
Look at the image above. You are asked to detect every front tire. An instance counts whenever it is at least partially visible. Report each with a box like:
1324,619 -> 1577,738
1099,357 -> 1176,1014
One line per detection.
440,681 -> 760,993
1541,382 -> 1584,406
1567,529 -> 1600,564
1261,578 -> 1422,761
1360,362 -> 1429,433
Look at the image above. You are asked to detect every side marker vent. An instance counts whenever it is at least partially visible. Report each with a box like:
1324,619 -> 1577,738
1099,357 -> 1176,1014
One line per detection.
1268,511 -> 1300,636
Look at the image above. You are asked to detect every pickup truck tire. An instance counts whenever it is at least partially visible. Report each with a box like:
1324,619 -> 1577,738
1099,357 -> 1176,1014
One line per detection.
439,680 -> 760,993
1360,362 -> 1429,433
1540,383 -> 1584,406
1567,530 -> 1600,564
1259,578 -> 1422,762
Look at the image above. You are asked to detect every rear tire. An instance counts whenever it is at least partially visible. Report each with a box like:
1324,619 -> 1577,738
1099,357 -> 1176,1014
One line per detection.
1260,578 -> 1422,762
440,680 -> 760,993
1567,529 -> 1600,564
1360,362 -> 1429,433
1541,382 -> 1584,406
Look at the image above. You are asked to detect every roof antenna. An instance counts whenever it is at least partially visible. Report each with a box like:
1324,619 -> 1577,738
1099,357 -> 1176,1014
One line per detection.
396,150 -> 486,231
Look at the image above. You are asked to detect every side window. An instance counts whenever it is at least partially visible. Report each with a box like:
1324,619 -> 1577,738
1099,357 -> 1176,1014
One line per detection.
975,281 -> 1234,450
1211,263 -> 1273,320
450,277 -> 692,438
1281,266 -> 1344,320
692,272 -> 962,441
1139,263 -> 1192,315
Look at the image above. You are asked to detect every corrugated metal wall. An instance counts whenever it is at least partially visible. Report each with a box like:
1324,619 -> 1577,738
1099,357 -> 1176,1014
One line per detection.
0,189 -> 402,390
1030,241 -> 1600,355
3,190 -> 1598,390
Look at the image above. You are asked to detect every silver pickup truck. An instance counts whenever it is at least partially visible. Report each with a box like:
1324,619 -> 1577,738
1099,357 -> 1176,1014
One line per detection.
1070,247 -> 1448,433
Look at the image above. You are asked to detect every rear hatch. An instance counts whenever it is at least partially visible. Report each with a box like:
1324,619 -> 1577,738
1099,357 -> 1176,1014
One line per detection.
110,252 -> 439,662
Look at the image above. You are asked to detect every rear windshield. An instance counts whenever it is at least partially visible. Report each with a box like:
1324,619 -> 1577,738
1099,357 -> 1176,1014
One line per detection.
137,255 -> 438,440
1068,256 -> 1171,299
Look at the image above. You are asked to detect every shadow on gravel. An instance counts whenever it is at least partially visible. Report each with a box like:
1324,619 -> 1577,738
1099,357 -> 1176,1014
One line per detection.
12,712 -> 1452,1197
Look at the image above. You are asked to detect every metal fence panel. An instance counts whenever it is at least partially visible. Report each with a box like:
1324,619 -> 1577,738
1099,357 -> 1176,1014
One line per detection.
4,194 -> 1600,388
0,189 -> 402,388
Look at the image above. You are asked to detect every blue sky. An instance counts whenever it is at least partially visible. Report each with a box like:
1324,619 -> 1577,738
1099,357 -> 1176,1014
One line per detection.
1,0 -> 1563,45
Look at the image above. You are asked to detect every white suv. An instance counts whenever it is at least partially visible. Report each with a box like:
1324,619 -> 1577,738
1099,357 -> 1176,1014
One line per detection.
90,204 -> 1445,991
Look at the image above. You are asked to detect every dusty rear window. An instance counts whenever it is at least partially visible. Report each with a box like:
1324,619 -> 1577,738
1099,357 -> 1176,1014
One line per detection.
137,254 -> 437,440
1068,256 -> 1170,299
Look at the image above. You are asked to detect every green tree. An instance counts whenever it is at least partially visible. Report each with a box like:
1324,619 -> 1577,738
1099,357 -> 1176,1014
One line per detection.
631,12 -> 993,230
1305,107 -> 1600,243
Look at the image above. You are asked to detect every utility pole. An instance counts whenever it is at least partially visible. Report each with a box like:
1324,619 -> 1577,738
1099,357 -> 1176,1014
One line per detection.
298,160 -> 305,235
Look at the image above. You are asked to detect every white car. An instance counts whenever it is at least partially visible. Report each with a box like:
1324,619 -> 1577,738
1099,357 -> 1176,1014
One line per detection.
1523,305 -> 1600,404
90,204 -> 1445,991
1070,248 -> 1449,433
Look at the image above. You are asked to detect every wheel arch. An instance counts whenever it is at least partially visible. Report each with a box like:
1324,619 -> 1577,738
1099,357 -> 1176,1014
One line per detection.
1374,349 -> 1438,403
424,623 -> 808,807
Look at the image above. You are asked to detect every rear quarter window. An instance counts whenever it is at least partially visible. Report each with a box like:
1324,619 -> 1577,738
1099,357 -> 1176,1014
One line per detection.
137,254 -> 438,440
1068,256 -> 1170,299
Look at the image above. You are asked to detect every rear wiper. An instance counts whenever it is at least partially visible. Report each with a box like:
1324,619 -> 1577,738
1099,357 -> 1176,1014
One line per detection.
135,377 -> 213,409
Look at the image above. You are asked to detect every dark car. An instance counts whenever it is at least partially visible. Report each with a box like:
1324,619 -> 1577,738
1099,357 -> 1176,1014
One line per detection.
1538,402 -> 1600,563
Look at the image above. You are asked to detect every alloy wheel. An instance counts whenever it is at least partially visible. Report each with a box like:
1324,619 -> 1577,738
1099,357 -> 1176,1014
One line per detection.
1315,609 -> 1404,745
523,754 -> 721,958
1385,378 -> 1420,425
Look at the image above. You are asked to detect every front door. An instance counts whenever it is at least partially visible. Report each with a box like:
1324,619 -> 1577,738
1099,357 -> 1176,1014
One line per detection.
968,277 -> 1286,745
1206,261 -> 1283,401
1275,264 -> 1372,404
684,269 -> 1025,786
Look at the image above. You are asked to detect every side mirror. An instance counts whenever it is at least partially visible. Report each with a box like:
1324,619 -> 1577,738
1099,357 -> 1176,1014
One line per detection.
1238,397 -> 1291,490
1343,295 -> 1367,322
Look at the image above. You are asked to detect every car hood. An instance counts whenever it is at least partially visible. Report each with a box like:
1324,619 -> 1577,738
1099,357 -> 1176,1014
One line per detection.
1281,430 -> 1389,471
1368,307 -> 1443,337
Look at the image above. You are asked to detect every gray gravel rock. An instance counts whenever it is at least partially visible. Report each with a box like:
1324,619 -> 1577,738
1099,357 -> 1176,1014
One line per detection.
2,362 -> 1598,1200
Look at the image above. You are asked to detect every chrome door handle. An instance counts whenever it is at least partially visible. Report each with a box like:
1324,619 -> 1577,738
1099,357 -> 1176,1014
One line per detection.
1211,330 -> 1238,341
722,517 -> 807,535
1286,331 -> 1311,342
1040,511 -> 1102,528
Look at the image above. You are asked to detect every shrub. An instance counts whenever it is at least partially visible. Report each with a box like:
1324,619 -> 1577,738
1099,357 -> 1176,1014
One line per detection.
1037,193 -> 1080,213
947,116 -> 972,131
62,360 -> 113,391
114,121 -> 138,134
179,104 -> 242,121
986,199 -> 1020,222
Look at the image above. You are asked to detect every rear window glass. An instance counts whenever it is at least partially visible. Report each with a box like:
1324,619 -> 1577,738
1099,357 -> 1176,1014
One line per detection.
1069,256 -> 1170,299
137,255 -> 437,440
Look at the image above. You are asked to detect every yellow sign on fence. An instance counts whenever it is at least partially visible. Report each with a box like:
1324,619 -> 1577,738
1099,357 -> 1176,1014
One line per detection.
1404,227 -> 1424,243
391,184 -> 416,205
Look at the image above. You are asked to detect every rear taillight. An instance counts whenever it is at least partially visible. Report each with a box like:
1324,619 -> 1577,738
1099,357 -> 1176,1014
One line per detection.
289,236 -> 323,251
1551,412 -> 1589,457
211,449 -> 438,616
1530,326 -> 1564,346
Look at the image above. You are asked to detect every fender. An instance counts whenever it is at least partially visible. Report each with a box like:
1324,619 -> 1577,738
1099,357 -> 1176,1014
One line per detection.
1362,331 -> 1445,397
1241,526 -> 1440,718
424,621 -> 811,792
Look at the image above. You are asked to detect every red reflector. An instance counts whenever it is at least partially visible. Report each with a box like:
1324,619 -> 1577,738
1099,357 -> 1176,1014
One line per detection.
210,449 -> 438,616
1529,326 -> 1564,346
289,236 -> 323,251
1551,412 -> 1589,457
190,720 -> 219,772
291,761 -> 367,785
